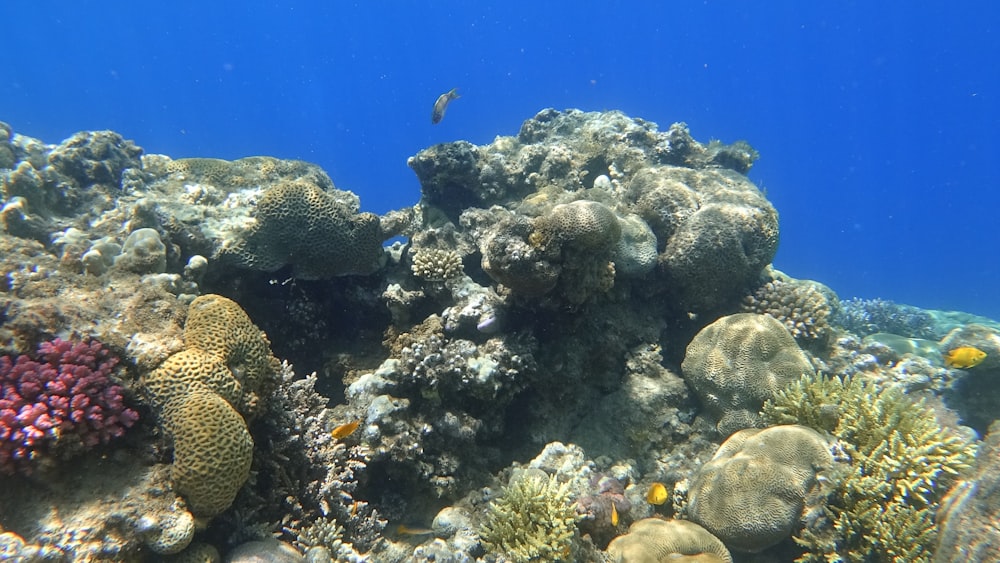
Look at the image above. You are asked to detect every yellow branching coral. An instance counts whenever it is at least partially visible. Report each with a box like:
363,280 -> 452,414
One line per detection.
479,470 -> 580,562
762,374 -> 977,562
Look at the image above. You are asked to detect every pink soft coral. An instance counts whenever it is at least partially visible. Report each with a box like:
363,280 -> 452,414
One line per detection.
0,338 -> 139,474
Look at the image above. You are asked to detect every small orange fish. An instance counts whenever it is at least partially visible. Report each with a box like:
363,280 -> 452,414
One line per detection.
331,419 -> 361,439
647,482 -> 668,505
943,346 -> 987,369
610,502 -> 619,526
396,524 -> 435,536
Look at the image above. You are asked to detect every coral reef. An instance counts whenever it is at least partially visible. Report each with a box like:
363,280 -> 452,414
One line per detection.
0,338 -> 138,474
2,111 -> 988,562
763,373 -> 978,562
681,313 -> 815,435
479,468 -> 580,562
606,518 -> 733,563
683,425 -> 835,553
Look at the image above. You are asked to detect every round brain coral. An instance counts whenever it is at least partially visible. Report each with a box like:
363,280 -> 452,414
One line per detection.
681,313 -> 814,435
223,180 -> 384,279
686,425 -> 834,553
532,199 -> 621,251
606,518 -> 733,563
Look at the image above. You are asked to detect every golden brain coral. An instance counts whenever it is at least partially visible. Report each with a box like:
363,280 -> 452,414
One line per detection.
142,294 -> 279,518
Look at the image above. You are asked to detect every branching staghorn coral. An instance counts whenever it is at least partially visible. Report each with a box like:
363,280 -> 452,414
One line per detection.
762,374 -> 977,562
479,470 -> 580,562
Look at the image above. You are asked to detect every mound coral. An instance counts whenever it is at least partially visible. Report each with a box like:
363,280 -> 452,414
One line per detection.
685,425 -> 834,553
0,338 -> 138,474
762,373 -> 978,562
221,179 -> 384,279
606,518 -> 733,563
479,469 -> 580,562
143,294 -> 280,517
681,313 -> 814,435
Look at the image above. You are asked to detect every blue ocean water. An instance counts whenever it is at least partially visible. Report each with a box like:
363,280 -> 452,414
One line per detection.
2,2 -> 998,318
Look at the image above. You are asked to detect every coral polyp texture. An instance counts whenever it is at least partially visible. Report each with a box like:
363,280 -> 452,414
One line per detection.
143,294 -> 280,517
681,313 -> 815,435
0,338 -> 138,474
741,276 -> 837,344
763,373 -> 978,562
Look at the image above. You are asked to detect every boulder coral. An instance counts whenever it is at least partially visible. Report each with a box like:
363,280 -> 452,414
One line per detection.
220,179 -> 385,279
681,313 -> 814,435
606,518 -> 733,563
685,425 -> 835,553
142,294 -> 280,517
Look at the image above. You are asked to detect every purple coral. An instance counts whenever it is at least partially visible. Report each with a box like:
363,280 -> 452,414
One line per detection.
0,338 -> 139,475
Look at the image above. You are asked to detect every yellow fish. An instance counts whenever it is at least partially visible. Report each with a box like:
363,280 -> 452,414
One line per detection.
647,482 -> 668,505
610,502 -> 619,526
331,419 -> 361,439
431,88 -> 460,124
943,346 -> 987,369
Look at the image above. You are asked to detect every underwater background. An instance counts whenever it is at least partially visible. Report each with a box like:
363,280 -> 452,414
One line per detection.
2,1 -> 999,318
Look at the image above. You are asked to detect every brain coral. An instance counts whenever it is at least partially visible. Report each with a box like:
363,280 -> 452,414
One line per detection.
222,180 -> 384,279
606,518 -> 733,563
163,387 -> 254,517
143,294 -> 280,517
531,199 -> 621,251
681,313 -> 814,435
686,425 -> 834,553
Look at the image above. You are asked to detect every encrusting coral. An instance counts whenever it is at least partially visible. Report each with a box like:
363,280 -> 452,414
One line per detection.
762,373 -> 978,562
479,469 -> 580,562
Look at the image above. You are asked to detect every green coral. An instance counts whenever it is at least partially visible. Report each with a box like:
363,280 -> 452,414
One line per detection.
762,374 -> 977,562
479,470 -> 580,562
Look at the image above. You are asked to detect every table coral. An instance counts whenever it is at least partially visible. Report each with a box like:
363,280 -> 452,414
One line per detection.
0,338 -> 138,474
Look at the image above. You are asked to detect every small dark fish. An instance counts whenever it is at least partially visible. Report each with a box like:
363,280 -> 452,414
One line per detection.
431,88 -> 460,124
